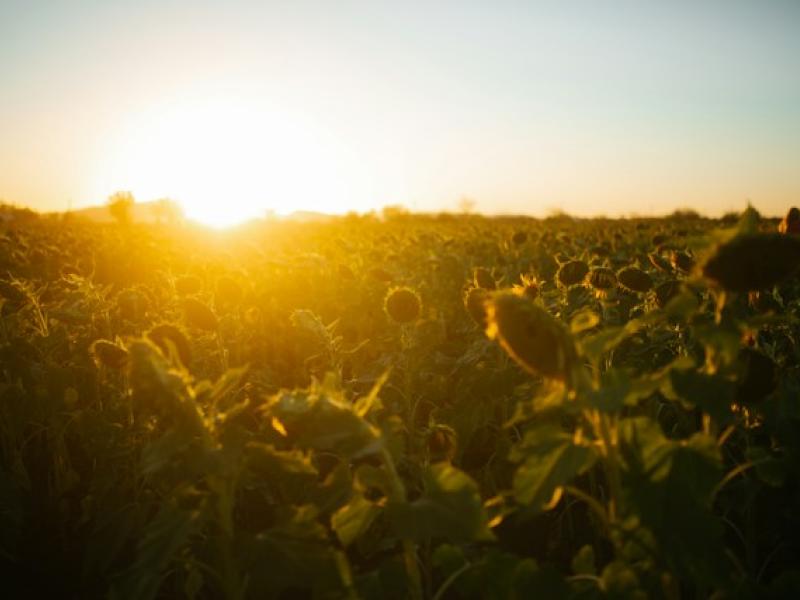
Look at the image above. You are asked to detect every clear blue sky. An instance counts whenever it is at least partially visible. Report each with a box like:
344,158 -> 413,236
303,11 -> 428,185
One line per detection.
1,0 -> 799,221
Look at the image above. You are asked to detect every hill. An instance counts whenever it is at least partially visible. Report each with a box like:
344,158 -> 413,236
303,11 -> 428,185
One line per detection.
58,200 -> 177,224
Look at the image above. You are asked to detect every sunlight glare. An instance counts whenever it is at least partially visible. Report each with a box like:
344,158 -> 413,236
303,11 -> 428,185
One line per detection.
94,99 -> 372,227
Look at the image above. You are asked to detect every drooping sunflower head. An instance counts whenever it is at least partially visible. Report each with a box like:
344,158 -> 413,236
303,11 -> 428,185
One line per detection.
702,233 -> 800,292
587,267 -> 617,291
617,266 -> 653,294
90,339 -> 129,369
556,260 -> 589,287
485,292 -> 577,382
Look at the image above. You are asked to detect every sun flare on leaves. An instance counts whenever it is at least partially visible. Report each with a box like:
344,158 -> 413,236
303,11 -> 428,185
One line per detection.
94,99 -> 372,227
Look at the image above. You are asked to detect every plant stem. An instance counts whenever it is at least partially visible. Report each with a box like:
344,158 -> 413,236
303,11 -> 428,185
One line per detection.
590,410 -> 622,522
380,446 -> 424,600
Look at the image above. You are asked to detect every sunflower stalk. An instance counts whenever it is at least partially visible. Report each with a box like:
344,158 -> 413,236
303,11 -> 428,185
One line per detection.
380,446 -> 424,600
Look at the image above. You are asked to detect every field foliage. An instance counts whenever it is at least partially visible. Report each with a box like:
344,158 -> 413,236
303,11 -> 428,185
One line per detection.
1,207 -> 799,599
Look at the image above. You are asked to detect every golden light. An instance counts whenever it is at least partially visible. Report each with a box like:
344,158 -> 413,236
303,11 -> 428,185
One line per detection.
93,98 -> 373,227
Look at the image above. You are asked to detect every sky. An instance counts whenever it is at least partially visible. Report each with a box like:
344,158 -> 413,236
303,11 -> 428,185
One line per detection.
1,0 -> 799,223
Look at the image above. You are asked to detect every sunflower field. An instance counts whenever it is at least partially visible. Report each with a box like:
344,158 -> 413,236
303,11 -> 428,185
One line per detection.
1,205 -> 800,599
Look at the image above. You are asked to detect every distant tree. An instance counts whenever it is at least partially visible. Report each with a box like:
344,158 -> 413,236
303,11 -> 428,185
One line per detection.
457,196 -> 476,214
107,191 -> 135,225
150,198 -> 183,225
720,211 -> 741,225
545,207 -> 573,221
668,208 -> 702,220
381,204 -> 410,220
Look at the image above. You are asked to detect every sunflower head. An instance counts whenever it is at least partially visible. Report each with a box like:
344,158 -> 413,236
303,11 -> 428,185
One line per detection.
557,260 -> 589,287
182,298 -> 219,331
617,267 -> 653,293
702,233 -> 800,292
90,339 -> 129,369
486,292 -> 577,382
384,287 -> 422,324
587,267 -> 617,291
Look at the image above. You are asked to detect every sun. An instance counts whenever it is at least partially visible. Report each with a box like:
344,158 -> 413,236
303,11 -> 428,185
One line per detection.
92,98 -> 372,227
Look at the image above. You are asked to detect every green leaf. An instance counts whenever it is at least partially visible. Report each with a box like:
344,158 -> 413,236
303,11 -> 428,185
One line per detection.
580,326 -> 624,363
246,442 -> 317,478
246,443 -> 318,503
665,368 -> 735,424
601,561 -> 641,597
355,558 -> 413,600
580,317 -> 650,363
354,464 -> 392,498
618,417 -> 674,481
246,505 -> 344,597
457,551 -> 567,600
513,565 -> 569,600
354,370 -> 391,417
620,418 -> 727,585
432,543 -> 468,575
746,446 -> 788,487
290,309 -> 331,341
526,384 -> 571,416
664,290 -> 700,321
266,387 -> 382,459
199,365 -> 249,408
386,463 -> 495,542
111,504 -> 196,600
571,544 -> 597,576
571,310 -> 600,334
582,368 -> 631,412
512,425 -> 597,508
510,424 -> 572,460
141,428 -> 194,477
332,494 -> 382,547
692,323 -> 742,369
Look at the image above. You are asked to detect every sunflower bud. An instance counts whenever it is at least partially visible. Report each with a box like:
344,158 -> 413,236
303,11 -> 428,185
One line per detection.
486,292 -> 577,382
